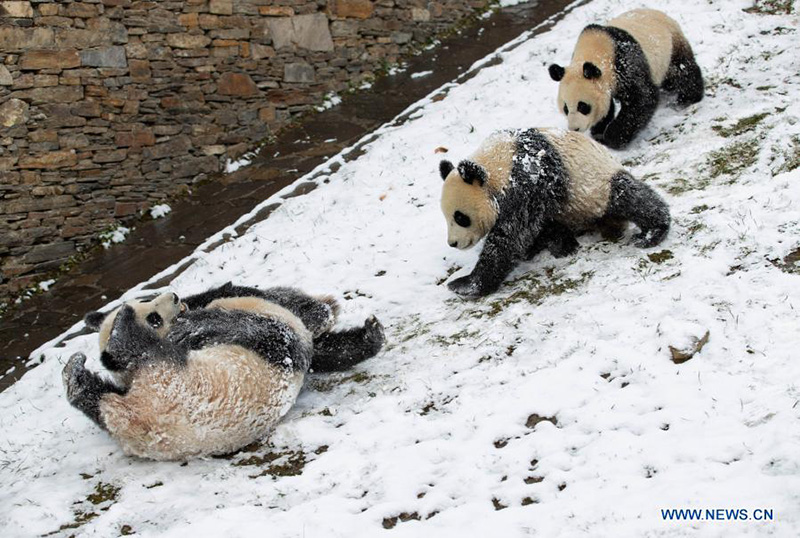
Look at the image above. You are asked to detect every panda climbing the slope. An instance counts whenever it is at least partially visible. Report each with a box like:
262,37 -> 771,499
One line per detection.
63,283 -> 384,461
439,128 -> 670,297
549,9 -> 703,148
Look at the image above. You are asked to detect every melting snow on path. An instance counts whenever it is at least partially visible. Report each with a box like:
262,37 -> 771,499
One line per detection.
1,0 -> 799,536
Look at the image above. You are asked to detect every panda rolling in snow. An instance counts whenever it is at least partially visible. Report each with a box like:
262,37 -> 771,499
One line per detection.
63,283 -> 384,460
440,128 -> 670,297
548,9 -> 703,148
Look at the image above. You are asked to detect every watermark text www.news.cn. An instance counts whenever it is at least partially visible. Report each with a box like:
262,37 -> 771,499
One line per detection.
661,508 -> 774,521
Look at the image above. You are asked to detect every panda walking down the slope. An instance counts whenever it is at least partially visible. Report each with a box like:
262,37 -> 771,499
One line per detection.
63,283 -> 385,461
548,8 -> 703,148
440,128 -> 670,297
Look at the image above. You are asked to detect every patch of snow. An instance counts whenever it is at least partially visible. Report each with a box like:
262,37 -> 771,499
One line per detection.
411,70 -> 434,79
2,1 -> 800,537
315,92 -> 342,112
99,226 -> 130,249
150,204 -> 172,219
225,155 -> 252,173
388,63 -> 408,76
38,279 -> 55,292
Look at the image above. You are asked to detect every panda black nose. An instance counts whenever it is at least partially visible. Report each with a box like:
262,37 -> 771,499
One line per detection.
171,292 -> 179,304
449,241 -> 458,248
572,127 -> 580,132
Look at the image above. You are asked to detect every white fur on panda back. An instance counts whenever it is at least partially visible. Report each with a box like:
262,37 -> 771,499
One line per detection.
100,345 -> 304,460
542,129 -> 622,228
608,9 -> 681,86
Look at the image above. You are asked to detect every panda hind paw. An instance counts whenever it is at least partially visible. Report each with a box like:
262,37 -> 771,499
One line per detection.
632,228 -> 668,249
364,316 -> 386,348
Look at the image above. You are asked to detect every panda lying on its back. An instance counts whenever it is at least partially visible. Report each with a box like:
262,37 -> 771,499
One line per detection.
548,9 -> 703,148
63,283 -> 384,460
439,128 -> 670,297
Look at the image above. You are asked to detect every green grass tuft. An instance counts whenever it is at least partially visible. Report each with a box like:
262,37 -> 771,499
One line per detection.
712,112 -> 769,138
707,139 -> 760,179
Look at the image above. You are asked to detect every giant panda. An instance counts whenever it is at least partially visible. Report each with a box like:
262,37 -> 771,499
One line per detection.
63,283 -> 385,460
548,9 -> 703,149
439,128 -> 670,297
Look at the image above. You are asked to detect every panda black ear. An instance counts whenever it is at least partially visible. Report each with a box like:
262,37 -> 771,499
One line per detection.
439,160 -> 454,180
457,160 -> 487,187
84,311 -> 107,331
583,62 -> 601,80
548,63 -> 565,82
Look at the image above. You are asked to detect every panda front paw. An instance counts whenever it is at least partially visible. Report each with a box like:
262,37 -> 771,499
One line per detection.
62,352 -> 88,402
447,274 -> 494,298
364,315 -> 386,351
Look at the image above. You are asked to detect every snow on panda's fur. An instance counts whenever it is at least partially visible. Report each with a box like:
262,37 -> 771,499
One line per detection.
548,9 -> 703,148
63,283 -> 385,460
439,128 -> 670,297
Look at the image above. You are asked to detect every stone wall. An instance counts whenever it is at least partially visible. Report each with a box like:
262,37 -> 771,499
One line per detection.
0,0 -> 490,302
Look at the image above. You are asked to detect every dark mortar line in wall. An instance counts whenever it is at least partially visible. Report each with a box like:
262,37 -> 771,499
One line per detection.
0,0 -> 577,392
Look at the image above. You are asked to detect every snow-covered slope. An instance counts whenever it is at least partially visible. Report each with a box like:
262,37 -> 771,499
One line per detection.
2,0 -> 799,536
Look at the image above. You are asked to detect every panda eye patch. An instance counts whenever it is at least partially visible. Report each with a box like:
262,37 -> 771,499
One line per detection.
578,101 -> 591,115
146,312 -> 163,329
454,211 -> 471,228
563,104 -> 569,115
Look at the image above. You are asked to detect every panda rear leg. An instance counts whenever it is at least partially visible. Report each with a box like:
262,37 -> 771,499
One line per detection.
605,171 -> 670,248
311,316 -> 385,372
63,353 -> 125,429
258,288 -> 339,337
662,35 -> 703,106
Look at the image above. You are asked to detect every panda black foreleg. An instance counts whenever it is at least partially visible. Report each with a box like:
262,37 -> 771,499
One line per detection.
600,88 -> 658,149
448,220 -> 533,298
524,221 -> 579,260
523,225 -> 550,261
590,99 -> 616,140
605,171 -> 670,248
63,352 -> 126,429
311,317 -> 385,372
544,221 -> 579,258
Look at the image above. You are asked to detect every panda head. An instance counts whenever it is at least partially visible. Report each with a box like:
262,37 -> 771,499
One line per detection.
549,61 -> 610,133
84,292 -> 184,379
439,159 -> 498,250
